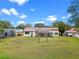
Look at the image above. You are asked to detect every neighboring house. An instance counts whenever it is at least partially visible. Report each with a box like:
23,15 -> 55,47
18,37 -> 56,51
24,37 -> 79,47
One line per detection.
0,29 -> 23,38
23,27 -> 59,37
15,29 -> 23,36
64,28 -> 79,38
0,29 -> 15,38
23,28 -> 35,37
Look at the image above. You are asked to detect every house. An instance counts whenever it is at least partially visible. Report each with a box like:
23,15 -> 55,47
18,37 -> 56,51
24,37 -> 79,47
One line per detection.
23,28 -> 35,37
15,29 -> 23,36
64,28 -> 79,38
23,27 -> 59,37
0,29 -> 23,38
0,29 -> 15,38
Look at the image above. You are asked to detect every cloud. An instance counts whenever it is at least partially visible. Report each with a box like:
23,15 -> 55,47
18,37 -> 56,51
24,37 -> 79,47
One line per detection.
0,8 -> 19,16
9,0 -> 29,5
17,20 -> 25,25
30,8 -> 35,11
20,14 -> 27,19
9,8 -> 19,16
62,16 -> 66,19
62,14 -> 71,19
33,21 -> 45,24
47,15 -> 57,22
1,8 -> 11,15
0,8 -> 20,16
67,14 -> 71,18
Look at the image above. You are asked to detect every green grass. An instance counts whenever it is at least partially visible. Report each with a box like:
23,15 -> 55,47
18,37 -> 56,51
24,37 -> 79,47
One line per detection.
0,36 -> 79,59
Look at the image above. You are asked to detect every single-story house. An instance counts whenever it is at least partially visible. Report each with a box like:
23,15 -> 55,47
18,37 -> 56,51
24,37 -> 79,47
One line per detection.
64,28 -> 79,38
15,29 -> 23,36
0,29 -> 15,38
23,27 -> 59,37
0,29 -> 23,38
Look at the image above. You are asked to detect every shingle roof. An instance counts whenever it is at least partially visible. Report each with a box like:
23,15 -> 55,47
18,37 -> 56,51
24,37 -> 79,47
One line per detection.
24,27 -> 59,33
66,28 -> 77,33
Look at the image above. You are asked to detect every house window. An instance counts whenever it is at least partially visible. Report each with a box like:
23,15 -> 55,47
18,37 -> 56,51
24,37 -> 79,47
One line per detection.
55,33 -> 58,35
25,32 -> 30,34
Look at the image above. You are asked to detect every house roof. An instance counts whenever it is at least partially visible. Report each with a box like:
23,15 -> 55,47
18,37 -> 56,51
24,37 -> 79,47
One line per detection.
35,28 -> 50,33
24,27 -> 59,33
5,29 -> 23,32
65,28 -> 77,33
24,28 -> 35,32
15,29 -> 23,32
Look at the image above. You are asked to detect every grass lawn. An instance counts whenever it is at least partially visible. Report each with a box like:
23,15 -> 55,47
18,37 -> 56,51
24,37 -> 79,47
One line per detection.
0,36 -> 79,59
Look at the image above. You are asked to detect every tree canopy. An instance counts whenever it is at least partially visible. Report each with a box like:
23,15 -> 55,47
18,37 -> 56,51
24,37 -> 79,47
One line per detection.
53,21 -> 71,36
16,24 -> 32,29
34,23 -> 45,27
0,20 -> 12,29
67,0 -> 79,27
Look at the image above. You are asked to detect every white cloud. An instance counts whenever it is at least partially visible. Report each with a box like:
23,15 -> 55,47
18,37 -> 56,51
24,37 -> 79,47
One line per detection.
47,15 -> 57,22
67,14 -> 71,18
30,8 -> 35,11
17,20 -> 25,25
62,16 -> 66,19
9,8 -> 19,16
33,21 -> 45,24
62,14 -> 71,19
1,8 -> 11,15
0,8 -> 20,16
9,0 -> 29,5
20,14 -> 27,19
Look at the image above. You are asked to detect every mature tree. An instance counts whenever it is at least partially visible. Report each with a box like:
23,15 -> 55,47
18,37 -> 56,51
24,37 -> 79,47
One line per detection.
53,21 -> 71,36
16,24 -> 26,29
0,23 -> 4,33
9,25 -> 15,29
34,23 -> 45,27
67,0 -> 79,27
16,24 -> 32,29
0,20 -> 12,29
25,24 -> 32,27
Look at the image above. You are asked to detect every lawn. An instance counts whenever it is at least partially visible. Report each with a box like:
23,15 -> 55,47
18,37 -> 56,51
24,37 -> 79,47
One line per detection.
0,36 -> 79,59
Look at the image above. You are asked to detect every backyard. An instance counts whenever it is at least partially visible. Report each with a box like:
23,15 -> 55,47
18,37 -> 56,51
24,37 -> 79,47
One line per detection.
0,36 -> 79,59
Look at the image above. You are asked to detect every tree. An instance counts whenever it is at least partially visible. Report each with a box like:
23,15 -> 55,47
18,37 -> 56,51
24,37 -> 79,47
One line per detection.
16,24 -> 26,29
67,0 -> 79,27
53,21 -> 71,36
0,23 -> 4,33
0,20 -> 12,29
25,24 -> 32,28
16,24 -> 32,29
34,23 -> 45,27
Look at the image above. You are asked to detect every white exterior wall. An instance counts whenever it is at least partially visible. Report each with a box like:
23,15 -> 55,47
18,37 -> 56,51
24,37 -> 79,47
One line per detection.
23,31 -> 36,37
50,31 -> 59,36
32,31 -> 36,37
67,32 -> 79,38
73,33 -> 79,38
23,32 -> 32,37
23,31 -> 59,37
68,33 -> 73,36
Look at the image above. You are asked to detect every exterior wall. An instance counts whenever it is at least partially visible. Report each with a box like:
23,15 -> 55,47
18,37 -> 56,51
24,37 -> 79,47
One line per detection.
0,33 -> 5,38
73,33 -> 79,38
65,32 -> 79,38
68,33 -> 73,36
23,31 -> 59,37
50,31 -> 59,36
16,32 -> 23,36
32,31 -> 36,37
23,31 -> 32,37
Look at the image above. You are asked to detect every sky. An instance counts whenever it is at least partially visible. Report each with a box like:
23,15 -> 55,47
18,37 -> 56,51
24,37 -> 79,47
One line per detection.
0,0 -> 72,26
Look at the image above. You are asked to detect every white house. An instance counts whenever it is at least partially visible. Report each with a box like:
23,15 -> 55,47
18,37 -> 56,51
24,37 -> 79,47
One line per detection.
23,27 -> 59,37
64,28 -> 79,38
0,29 -> 23,38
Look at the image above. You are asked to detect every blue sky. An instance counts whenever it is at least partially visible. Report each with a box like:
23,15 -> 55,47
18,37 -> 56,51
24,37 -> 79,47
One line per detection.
0,0 -> 72,26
